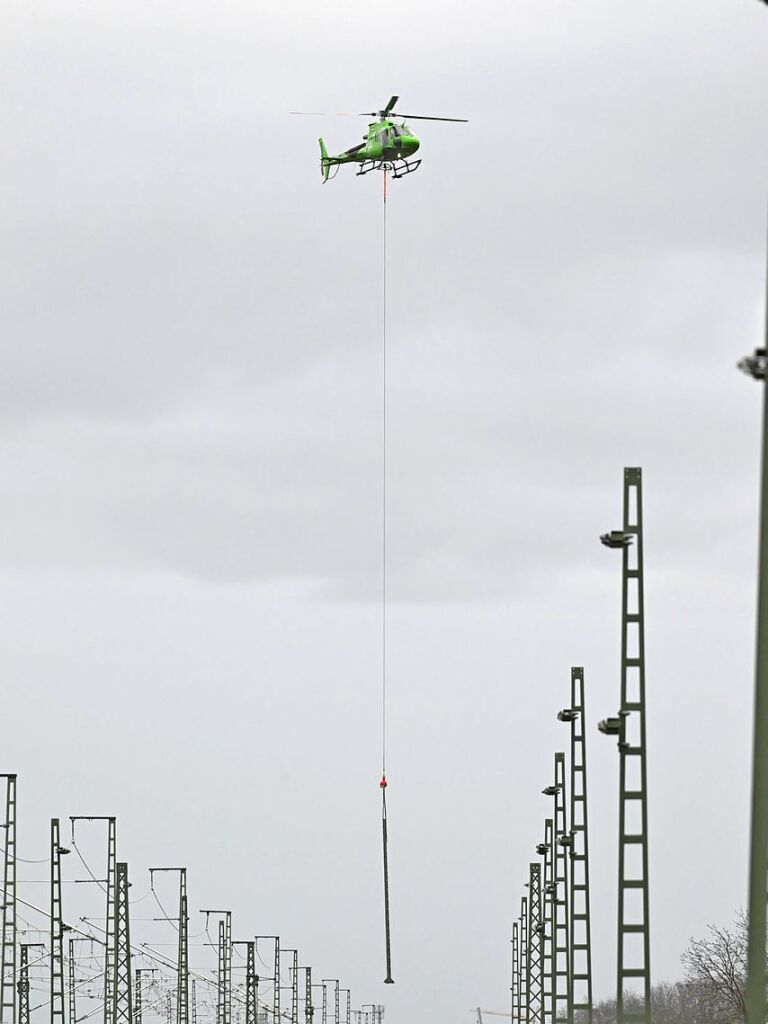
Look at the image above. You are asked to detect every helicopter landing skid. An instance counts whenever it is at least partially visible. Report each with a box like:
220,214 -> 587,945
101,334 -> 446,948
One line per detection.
356,158 -> 422,179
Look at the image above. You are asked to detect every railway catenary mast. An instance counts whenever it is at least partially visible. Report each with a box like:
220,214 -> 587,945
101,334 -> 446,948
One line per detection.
0,775 -> 17,1024
526,864 -> 543,1024
519,897 -> 528,1024
511,922 -> 520,1024
70,815 -> 118,1024
150,868 -> 189,1024
558,668 -> 594,1024
51,819 -> 67,1024
598,468 -> 651,1024
552,754 -> 571,1024
536,823 -> 554,1024
114,862 -> 133,1024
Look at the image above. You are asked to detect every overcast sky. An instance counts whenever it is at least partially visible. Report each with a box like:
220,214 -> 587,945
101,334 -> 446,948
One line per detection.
2,0 -> 768,1021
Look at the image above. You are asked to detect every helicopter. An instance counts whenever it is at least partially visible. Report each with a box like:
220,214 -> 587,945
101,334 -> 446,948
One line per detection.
290,96 -> 467,182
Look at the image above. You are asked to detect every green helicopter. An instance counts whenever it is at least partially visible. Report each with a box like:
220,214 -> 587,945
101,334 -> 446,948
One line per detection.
291,96 -> 467,182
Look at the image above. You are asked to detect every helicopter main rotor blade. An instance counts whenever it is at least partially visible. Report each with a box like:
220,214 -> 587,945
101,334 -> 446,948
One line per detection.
394,113 -> 468,122
382,95 -> 399,115
289,111 -> 357,116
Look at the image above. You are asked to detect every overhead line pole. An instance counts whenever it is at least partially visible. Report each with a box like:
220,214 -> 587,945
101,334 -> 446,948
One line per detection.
0,775 -> 17,1024
740,212 -> 768,1024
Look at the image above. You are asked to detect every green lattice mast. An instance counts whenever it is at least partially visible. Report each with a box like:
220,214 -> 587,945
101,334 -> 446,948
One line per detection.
526,864 -> 543,1024
537,822 -> 554,1024
599,468 -> 651,1024
559,668 -> 593,1024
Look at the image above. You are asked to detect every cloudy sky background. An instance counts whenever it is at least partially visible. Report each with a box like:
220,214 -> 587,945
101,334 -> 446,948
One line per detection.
2,0 -> 768,1020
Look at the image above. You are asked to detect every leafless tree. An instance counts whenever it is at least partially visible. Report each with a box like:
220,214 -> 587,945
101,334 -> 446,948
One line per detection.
681,911 -> 748,1023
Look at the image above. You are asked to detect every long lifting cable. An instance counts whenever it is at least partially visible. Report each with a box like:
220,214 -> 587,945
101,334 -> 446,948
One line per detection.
380,167 -> 394,987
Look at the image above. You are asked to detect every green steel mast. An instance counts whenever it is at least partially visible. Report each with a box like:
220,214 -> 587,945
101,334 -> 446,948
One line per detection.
113,863 -> 133,1024
552,754 -> 571,1024
526,864 -> 543,1024
519,896 -> 528,1024
512,922 -> 520,1024
51,819 -> 67,1024
559,668 -> 594,1024
739,220 -> 768,1024
0,775 -> 17,1024
537,822 -> 554,1024
599,467 -> 651,1024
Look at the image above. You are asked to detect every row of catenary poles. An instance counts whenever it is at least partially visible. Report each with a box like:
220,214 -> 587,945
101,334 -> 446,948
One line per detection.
510,468 -> 652,1024
0,797 -> 384,1024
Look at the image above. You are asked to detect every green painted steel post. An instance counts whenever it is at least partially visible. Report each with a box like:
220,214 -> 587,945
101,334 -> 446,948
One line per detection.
599,468 -> 652,1024
552,754 -> 571,1024
538,822 -> 554,1024
113,863 -> 133,1024
743,231 -> 768,1024
512,921 -> 520,1024
18,944 -> 30,1024
526,864 -> 543,1024
559,669 -> 593,1024
0,776 -> 17,1024
51,819 -> 66,1024
520,896 -> 529,1024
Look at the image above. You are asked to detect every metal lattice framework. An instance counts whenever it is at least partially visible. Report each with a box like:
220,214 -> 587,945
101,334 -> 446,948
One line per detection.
114,862 -> 133,1024
526,864 -> 543,1024
18,944 -> 30,1024
134,970 -> 145,1024
18,943 -> 43,1024
552,754 -> 570,1024
69,938 -> 77,1024
539,821 -> 554,1024
208,912 -> 232,1024
106,820 -> 117,1024
511,922 -> 520,1024
519,896 -> 528,1024
561,668 -> 593,1024
51,818 -> 66,1024
303,967 -> 314,1024
273,939 -> 280,1024
287,951 -> 299,1024
0,775 -> 17,1024
599,467 -> 651,1024
245,944 -> 257,1024
69,815 -> 118,1024
178,873 -> 189,1024
191,980 -> 197,1024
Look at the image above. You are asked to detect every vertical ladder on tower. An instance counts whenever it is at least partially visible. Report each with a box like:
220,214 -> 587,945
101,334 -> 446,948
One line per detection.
552,754 -> 570,1024
51,819 -> 66,1024
68,938 -> 77,1024
19,943 -> 43,1024
0,775 -> 17,1024
177,872 -> 189,1024
303,967 -> 313,1024
519,897 -> 528,1024
511,921 -> 520,1024
599,467 -> 651,1024
538,822 -> 554,1024
105,820 -> 117,1024
191,980 -> 197,1024
289,951 -> 299,1024
526,864 -> 543,1024
559,668 -> 594,1024
114,862 -> 133,1024
245,944 -> 257,1024
273,938 -> 280,1024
